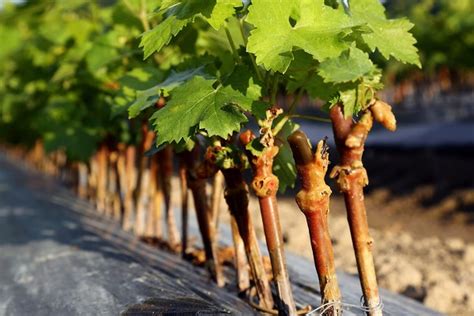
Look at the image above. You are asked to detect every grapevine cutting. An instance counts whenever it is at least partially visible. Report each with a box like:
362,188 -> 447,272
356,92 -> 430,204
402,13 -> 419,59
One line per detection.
0,0 -> 422,315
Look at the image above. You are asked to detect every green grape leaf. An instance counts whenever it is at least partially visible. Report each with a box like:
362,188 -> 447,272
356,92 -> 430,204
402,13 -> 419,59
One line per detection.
141,0 -> 229,58
246,0 -> 357,73
151,76 -> 255,145
250,101 -> 271,120
286,50 -> 340,101
140,16 -> 190,59
128,67 -> 206,118
159,0 -> 181,11
224,64 -> 261,100
318,47 -> 374,83
158,66 -> 208,92
173,137 -> 197,153
339,87 -> 359,118
274,119 -> 299,193
350,0 -> 420,67
206,0 -> 242,30
337,69 -> 382,118
195,23 -> 237,74
297,74 -> 342,101
245,138 -> 264,157
120,67 -> 164,90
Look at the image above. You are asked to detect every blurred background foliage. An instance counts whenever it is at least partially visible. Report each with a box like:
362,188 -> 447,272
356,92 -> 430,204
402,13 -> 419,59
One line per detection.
384,0 -> 474,79
0,0 -> 160,160
0,0 -> 472,161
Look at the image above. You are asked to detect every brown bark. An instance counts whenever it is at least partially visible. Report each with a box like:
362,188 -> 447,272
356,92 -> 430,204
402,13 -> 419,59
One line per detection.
106,151 -> 121,220
122,145 -> 137,231
182,146 -> 224,287
133,125 -> 155,236
56,151 -> 68,183
157,146 -> 180,250
134,164 -> 151,236
96,144 -> 108,213
230,216 -> 250,293
222,168 -> 274,310
178,157 -> 189,258
77,162 -> 88,199
288,131 -> 341,315
105,149 -> 114,217
31,140 -> 45,170
116,144 -> 127,224
145,155 -> 163,238
329,105 -> 381,316
87,152 -> 98,205
210,171 -> 224,231
112,158 -> 123,221
240,131 -> 296,316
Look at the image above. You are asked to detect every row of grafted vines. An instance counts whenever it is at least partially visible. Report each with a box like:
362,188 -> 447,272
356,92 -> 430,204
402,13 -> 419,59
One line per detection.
1,99 -> 396,316
0,0 -> 421,315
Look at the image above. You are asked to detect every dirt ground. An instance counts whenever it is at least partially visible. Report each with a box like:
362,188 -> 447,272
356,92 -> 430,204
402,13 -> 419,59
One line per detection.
215,149 -> 474,315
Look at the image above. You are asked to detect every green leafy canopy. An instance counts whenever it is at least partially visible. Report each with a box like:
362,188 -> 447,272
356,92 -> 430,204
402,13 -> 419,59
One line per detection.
349,0 -> 421,67
128,67 -> 206,118
0,0 -> 422,192
131,0 -> 421,192
140,0 -> 242,59
246,0 -> 357,73
151,76 -> 256,146
246,0 -> 420,73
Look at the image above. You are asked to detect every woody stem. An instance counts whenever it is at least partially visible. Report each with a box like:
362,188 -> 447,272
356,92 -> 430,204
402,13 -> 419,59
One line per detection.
330,105 -> 381,316
183,146 -> 224,287
158,145 -> 181,251
288,131 -> 341,316
222,168 -> 274,309
241,132 -> 296,316
178,156 -> 189,258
